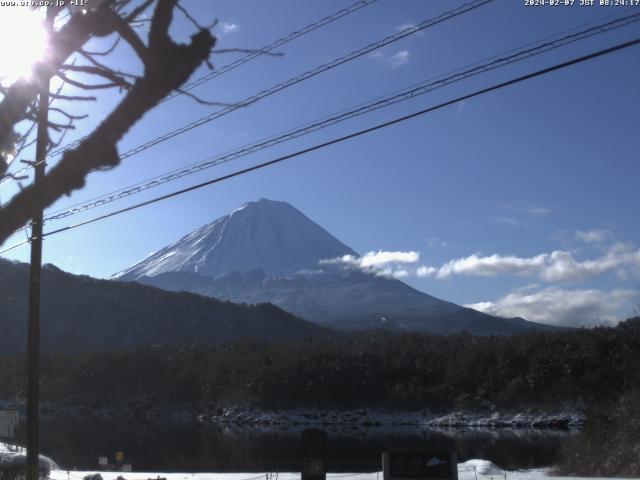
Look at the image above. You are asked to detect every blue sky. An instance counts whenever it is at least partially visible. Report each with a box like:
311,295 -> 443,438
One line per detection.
1,0 -> 639,326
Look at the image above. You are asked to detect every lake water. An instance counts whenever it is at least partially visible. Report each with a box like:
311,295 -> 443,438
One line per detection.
13,418 -> 573,473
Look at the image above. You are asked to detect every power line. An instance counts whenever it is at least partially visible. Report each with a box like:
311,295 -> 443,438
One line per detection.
43,0 -> 380,159
2,0 -> 493,183
112,0 -> 494,161
162,0 -> 380,102
37,10 -> 640,225
0,237 -> 30,255
6,35 -> 634,251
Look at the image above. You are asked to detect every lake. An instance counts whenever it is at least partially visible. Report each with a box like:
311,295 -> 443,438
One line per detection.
13,417 -> 572,473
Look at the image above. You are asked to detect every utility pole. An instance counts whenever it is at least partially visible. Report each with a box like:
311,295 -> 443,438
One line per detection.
26,7 -> 53,480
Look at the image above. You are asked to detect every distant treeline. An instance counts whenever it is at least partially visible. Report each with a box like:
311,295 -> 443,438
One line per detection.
1,318 -> 639,411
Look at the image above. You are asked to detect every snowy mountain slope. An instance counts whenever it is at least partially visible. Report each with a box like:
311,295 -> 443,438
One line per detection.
114,198 -> 558,334
115,199 -> 356,280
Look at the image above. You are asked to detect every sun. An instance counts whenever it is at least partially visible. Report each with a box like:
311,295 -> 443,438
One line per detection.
0,7 -> 49,87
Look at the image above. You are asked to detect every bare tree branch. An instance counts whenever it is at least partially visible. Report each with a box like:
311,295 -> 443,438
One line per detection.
79,36 -> 121,56
57,66 -> 135,90
78,50 -> 133,78
12,122 -> 38,159
48,118 -> 74,150
172,87 -> 234,107
0,2 -> 117,148
124,0 -> 156,22
46,118 -> 75,132
0,0 -> 215,244
62,62 -> 138,80
176,2 -> 216,31
49,107 -> 89,121
49,92 -> 97,102
108,10 -> 151,64
57,70 -> 132,90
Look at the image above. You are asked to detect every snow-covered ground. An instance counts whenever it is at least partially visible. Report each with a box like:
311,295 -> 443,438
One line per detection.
45,461 -> 638,480
0,443 -> 58,472
5,444 -> 636,480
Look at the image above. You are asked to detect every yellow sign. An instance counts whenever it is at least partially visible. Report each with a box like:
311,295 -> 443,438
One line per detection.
115,452 -> 124,462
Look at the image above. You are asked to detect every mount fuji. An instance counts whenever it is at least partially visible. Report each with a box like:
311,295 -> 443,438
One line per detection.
114,198 -> 556,334
116,198 -> 357,280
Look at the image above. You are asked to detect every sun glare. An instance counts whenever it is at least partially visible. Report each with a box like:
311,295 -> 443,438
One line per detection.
0,7 -> 48,87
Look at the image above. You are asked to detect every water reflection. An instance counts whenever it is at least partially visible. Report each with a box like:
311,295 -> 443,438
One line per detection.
14,418 -> 572,473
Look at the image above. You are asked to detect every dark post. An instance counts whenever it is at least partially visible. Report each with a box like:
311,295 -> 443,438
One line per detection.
301,429 -> 327,480
26,8 -> 52,480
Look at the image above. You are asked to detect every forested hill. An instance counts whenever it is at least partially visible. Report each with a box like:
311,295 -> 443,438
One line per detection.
1,317 -> 638,411
0,259 -> 329,354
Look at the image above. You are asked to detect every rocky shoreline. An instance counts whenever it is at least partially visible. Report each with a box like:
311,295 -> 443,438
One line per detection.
199,407 -> 584,429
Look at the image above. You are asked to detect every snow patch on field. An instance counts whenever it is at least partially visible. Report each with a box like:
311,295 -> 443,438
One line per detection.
0,443 -> 58,472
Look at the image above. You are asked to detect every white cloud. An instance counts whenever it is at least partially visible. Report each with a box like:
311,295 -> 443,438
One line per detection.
527,207 -> 550,216
361,250 -> 418,267
576,229 -> 612,244
492,216 -> 525,227
392,269 -> 410,279
493,206 -> 550,227
321,243 -> 640,284
370,49 -> 410,69
321,250 -> 419,278
389,50 -> 410,68
466,288 -> 637,327
220,22 -> 238,35
436,253 -> 548,279
426,237 -> 448,248
323,250 -> 419,269
507,205 -> 551,217
540,243 -> 640,282
416,266 -> 437,277
431,242 -> 640,282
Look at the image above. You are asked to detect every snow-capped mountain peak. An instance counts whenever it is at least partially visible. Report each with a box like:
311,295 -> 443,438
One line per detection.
114,198 -> 356,280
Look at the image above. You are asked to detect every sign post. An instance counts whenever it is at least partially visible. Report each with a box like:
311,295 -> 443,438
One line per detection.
301,429 -> 327,480
0,410 -> 18,443
115,451 -> 124,470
